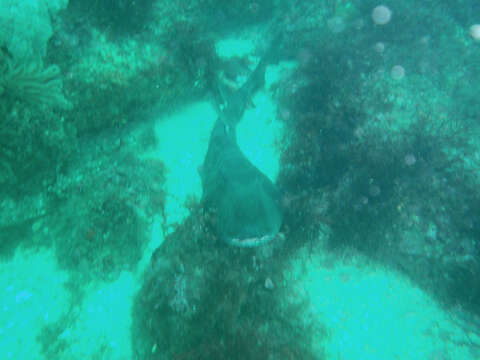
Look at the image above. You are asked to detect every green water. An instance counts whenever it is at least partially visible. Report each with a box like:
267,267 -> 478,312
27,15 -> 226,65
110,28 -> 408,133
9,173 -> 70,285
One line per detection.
1,1 -> 480,359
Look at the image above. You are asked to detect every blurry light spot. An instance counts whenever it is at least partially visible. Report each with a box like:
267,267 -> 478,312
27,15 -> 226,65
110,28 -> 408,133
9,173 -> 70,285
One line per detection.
470,24 -> 480,41
369,185 -> 381,197
264,277 -> 275,290
374,42 -> 385,53
419,35 -> 430,45
297,48 -> 313,66
390,65 -> 405,80
327,16 -> 346,33
279,108 -> 291,121
372,5 -> 392,25
404,153 -> 416,166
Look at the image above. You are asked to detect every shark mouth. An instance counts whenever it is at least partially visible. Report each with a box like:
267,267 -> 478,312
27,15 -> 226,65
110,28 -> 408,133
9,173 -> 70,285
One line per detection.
226,233 -> 279,248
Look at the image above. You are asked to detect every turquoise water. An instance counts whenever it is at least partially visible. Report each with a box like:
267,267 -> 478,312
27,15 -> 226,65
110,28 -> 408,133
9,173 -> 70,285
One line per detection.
1,1 -> 480,359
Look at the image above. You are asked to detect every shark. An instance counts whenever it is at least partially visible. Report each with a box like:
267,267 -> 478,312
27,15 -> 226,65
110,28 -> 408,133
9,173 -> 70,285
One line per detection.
199,46 -> 283,248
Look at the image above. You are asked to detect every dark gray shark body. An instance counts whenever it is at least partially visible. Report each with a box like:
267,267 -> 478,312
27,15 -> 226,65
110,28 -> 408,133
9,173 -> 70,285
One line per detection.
200,51 -> 283,247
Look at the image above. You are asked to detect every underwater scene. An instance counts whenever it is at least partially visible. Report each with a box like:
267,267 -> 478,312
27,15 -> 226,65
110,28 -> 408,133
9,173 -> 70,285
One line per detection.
1,0 -> 480,359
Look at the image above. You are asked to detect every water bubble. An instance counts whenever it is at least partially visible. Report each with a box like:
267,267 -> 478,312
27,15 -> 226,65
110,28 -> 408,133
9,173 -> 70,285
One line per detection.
470,24 -> 480,41
390,65 -> 405,80
354,126 -> 365,139
404,153 -> 416,166
372,5 -> 392,25
264,278 -> 275,290
353,19 -> 365,30
360,196 -> 369,205
296,48 -> 313,67
373,42 -> 385,53
369,185 -> 381,197
327,16 -> 346,33
419,35 -> 430,45
279,108 -> 291,121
